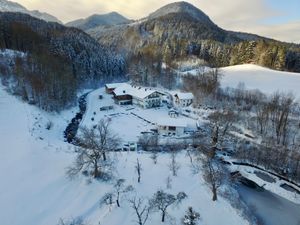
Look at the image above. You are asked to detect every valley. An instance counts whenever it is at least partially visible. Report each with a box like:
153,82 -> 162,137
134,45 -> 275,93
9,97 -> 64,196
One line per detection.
1,61 -> 300,224
0,84 -> 251,225
0,1 -> 300,225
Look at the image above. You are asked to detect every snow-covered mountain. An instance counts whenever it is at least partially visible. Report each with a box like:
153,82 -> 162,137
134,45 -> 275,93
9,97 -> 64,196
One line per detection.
0,0 -> 61,23
66,12 -> 130,31
148,1 -> 213,24
89,1 -> 300,73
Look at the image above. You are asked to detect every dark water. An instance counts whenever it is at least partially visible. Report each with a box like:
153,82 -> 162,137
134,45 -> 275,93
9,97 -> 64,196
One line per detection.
237,184 -> 300,225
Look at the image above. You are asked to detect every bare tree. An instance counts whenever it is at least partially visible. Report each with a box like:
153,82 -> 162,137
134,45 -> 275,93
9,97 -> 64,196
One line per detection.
182,207 -> 200,225
149,190 -> 187,222
255,102 -> 270,135
115,179 -> 134,207
182,68 -> 221,105
101,179 -> 133,208
165,176 -> 172,189
268,92 -> 295,145
57,218 -> 86,225
129,197 -> 151,225
80,118 -> 120,161
208,109 -> 236,150
100,193 -> 114,210
150,152 -> 158,164
138,133 -> 159,151
135,158 -> 142,183
202,154 -> 225,201
234,82 -> 246,105
67,119 -> 120,178
168,152 -> 180,176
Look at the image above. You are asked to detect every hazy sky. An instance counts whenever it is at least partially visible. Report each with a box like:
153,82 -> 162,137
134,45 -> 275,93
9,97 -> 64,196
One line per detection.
13,0 -> 300,43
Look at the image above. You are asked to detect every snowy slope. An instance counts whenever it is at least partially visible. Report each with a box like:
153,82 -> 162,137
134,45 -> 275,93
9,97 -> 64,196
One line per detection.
0,84 -> 251,225
221,64 -> 300,100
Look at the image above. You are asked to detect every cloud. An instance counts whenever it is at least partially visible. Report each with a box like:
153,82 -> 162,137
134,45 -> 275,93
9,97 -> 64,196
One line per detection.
13,0 -> 300,43
245,21 -> 300,43
10,0 -> 277,22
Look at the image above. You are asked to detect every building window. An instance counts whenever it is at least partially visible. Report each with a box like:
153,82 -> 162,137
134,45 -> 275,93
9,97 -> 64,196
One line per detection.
169,126 -> 176,131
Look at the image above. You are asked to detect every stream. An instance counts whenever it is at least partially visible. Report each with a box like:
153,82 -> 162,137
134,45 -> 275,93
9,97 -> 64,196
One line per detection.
64,92 -> 89,143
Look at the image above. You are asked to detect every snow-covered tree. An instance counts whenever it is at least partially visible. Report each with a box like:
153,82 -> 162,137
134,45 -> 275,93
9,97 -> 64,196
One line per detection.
67,119 -> 120,178
101,179 -> 133,208
129,197 -> 151,225
168,152 -> 180,176
182,207 -> 200,225
149,190 -> 187,222
202,154 -> 226,201
135,158 -> 142,183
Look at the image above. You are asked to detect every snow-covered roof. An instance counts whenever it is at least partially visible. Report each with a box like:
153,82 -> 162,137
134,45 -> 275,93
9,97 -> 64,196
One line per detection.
174,92 -> 194,100
113,83 -> 158,100
105,83 -> 124,89
156,119 -> 187,127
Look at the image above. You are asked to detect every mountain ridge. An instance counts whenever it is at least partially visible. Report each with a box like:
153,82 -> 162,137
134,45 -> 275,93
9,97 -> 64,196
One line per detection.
0,0 -> 62,23
0,12 -> 125,111
66,12 -> 131,31
88,1 -> 300,73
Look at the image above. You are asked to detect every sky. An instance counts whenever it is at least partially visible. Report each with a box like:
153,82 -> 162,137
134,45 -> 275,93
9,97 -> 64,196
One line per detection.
13,0 -> 300,43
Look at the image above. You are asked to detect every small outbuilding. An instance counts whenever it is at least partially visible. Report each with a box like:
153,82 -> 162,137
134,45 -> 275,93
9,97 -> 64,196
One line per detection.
157,120 -> 186,136
173,92 -> 194,107
105,83 -> 124,94
168,109 -> 179,118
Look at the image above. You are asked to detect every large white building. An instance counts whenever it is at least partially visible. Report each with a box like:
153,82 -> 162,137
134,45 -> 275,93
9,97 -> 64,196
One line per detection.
106,83 -> 162,109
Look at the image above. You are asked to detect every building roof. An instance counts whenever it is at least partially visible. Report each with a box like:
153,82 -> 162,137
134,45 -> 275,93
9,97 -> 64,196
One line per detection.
170,91 -> 194,100
156,118 -> 187,127
113,83 -> 158,100
105,83 -> 124,89
175,92 -> 194,100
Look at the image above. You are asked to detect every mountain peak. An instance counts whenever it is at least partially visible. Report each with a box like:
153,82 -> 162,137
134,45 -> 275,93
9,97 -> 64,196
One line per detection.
0,0 -> 61,23
0,0 -> 26,11
148,1 -> 213,24
66,12 -> 130,31
107,11 -> 122,16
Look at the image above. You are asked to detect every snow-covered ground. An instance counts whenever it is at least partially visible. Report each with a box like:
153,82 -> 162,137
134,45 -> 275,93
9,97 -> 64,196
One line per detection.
221,64 -> 300,100
0,84 -> 250,225
80,88 -> 197,143
229,161 -> 300,204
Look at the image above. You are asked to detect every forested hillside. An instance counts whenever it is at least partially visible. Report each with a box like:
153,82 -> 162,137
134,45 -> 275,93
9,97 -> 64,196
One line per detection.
90,2 -> 300,72
0,12 -> 125,111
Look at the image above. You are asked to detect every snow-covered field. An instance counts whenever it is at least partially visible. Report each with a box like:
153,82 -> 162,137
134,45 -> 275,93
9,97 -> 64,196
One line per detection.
0,84 -> 250,225
221,64 -> 300,100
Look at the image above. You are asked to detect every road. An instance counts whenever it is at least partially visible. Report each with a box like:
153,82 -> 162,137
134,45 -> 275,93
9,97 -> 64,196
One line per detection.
237,184 -> 300,225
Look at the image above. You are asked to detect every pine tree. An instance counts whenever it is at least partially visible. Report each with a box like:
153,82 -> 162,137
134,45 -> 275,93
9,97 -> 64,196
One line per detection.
182,207 -> 200,225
